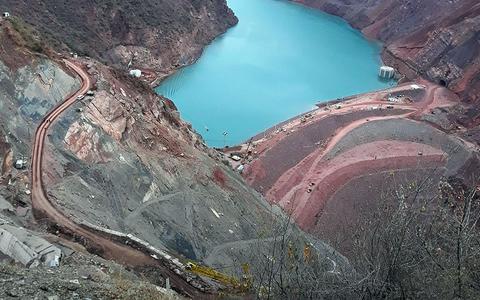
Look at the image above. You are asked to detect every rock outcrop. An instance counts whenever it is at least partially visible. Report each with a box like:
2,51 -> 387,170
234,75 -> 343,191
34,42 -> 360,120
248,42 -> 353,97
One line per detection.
44,57 -> 293,266
0,0 -> 237,78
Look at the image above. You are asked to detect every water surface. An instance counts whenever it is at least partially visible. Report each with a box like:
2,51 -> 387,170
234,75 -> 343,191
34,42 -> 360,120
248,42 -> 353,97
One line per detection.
156,0 -> 392,147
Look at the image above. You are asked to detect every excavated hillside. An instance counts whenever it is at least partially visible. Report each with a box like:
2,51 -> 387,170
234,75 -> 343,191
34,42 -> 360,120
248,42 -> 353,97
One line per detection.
0,5 -> 346,295
0,0 -> 237,79
2,0 -> 477,297
293,0 -> 480,105
220,0 -> 480,265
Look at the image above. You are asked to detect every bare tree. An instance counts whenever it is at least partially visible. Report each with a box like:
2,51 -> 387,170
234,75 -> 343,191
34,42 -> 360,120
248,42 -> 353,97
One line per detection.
242,173 -> 480,299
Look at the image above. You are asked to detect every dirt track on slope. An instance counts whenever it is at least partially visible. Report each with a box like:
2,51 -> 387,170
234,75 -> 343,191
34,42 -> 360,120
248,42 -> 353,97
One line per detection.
227,81 -> 472,230
30,59 -> 212,299
275,141 -> 446,228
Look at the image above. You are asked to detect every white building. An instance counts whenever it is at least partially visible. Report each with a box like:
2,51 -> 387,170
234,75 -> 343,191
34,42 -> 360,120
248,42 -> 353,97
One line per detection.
14,159 -> 26,169
0,224 -> 62,268
379,66 -> 395,79
129,69 -> 142,78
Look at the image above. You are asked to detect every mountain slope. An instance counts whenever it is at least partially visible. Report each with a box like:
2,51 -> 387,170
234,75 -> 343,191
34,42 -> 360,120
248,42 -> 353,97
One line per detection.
293,0 -> 480,104
0,5 -> 344,292
0,0 -> 237,78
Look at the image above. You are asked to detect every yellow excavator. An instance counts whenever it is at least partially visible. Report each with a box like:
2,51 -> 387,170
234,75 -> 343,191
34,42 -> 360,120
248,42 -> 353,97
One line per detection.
185,243 -> 312,293
185,262 -> 252,292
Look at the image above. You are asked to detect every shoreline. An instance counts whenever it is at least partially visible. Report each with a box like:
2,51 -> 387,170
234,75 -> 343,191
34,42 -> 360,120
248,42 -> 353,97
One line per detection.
289,0 -> 450,88
221,81 -> 422,154
221,0 -> 435,149
154,0 -> 396,150
227,77 -> 475,233
150,17 -> 238,88
244,85 -> 400,146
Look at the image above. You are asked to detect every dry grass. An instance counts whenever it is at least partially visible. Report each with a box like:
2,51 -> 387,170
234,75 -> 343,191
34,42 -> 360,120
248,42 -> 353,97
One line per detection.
8,17 -> 44,53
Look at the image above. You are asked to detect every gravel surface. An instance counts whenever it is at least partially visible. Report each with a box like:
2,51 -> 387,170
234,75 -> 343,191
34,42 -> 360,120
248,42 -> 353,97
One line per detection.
0,252 -> 183,300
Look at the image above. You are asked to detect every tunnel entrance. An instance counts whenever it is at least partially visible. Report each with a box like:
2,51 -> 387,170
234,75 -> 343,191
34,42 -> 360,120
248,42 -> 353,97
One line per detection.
439,79 -> 447,87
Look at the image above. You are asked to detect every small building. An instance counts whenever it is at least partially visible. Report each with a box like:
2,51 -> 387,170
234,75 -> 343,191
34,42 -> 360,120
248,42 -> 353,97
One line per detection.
231,155 -> 241,162
0,224 -> 62,268
379,66 -> 395,79
129,69 -> 142,78
237,164 -> 245,173
14,159 -> 27,170
2,12 -> 10,18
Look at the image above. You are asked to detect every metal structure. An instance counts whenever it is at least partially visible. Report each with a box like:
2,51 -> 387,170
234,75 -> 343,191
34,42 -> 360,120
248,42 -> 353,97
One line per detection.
379,66 -> 395,79
186,262 -> 252,292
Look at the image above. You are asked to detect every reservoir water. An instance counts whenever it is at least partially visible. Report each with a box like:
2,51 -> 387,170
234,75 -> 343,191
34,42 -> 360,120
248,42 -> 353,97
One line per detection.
156,0 -> 392,147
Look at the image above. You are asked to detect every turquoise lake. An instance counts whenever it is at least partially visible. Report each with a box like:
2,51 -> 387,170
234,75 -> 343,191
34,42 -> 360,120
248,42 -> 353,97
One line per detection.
156,0 -> 392,147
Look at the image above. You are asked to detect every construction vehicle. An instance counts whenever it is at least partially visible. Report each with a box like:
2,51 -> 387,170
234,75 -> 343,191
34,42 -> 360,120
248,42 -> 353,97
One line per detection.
185,262 -> 252,292
303,243 -> 312,263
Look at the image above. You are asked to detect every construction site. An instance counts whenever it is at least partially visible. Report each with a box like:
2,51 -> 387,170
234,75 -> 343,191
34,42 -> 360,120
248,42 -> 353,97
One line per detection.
224,80 -> 480,256
0,0 -> 480,298
0,15 -> 346,298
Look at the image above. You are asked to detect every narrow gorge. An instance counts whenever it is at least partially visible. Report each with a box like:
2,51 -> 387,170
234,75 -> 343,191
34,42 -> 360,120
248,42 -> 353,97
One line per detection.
0,0 -> 479,299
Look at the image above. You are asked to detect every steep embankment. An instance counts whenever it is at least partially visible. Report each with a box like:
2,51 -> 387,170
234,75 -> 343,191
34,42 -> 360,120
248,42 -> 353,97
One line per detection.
0,0 -> 237,79
293,0 -> 480,105
234,81 -> 480,255
0,3 -> 345,290
0,20 -> 80,197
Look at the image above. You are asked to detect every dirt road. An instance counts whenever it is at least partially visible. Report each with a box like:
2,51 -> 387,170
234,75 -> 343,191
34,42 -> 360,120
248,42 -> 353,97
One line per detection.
30,59 -> 210,298
229,81 -> 467,230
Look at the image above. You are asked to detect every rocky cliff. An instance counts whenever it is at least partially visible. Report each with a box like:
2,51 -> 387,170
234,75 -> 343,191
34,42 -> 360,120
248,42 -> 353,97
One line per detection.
0,0 -> 237,79
293,0 -> 480,104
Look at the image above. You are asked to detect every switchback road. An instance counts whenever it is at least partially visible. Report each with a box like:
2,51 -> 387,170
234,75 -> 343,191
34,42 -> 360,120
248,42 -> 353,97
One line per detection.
30,59 -> 209,298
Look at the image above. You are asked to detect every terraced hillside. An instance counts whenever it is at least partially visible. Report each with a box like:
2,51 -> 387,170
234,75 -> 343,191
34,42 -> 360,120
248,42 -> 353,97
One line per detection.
229,81 -> 480,256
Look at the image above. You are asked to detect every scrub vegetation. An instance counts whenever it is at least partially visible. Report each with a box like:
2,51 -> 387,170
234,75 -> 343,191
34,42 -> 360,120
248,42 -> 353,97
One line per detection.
8,17 -> 45,53
247,175 -> 480,299
0,0 -> 479,299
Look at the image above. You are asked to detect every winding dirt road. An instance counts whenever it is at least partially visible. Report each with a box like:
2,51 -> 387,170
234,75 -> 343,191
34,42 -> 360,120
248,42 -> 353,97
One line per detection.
30,59 -> 209,299
230,81 -> 464,230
